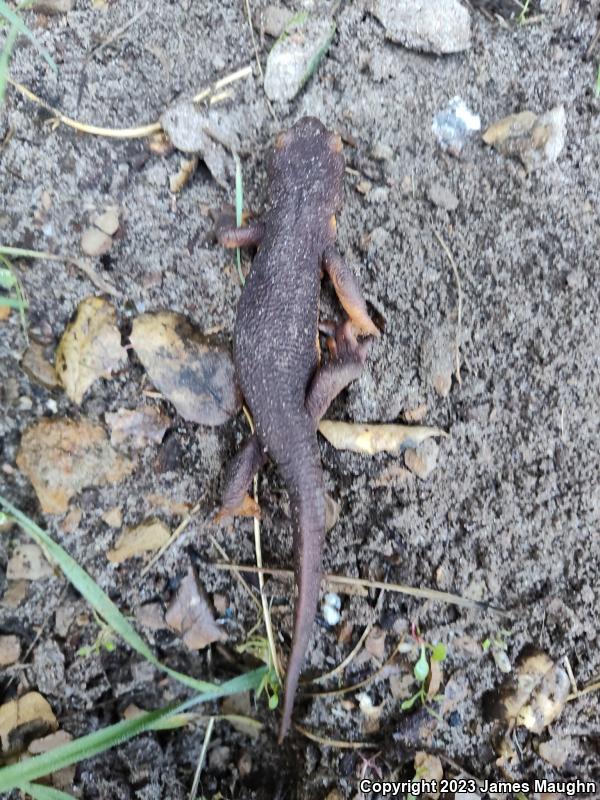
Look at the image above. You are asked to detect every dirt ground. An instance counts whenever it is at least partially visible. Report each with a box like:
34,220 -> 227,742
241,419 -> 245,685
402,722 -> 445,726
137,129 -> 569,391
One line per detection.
1,0 -> 600,798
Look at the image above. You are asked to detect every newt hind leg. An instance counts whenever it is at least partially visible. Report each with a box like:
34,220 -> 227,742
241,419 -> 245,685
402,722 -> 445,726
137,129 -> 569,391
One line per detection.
306,320 -> 372,422
216,434 -> 267,520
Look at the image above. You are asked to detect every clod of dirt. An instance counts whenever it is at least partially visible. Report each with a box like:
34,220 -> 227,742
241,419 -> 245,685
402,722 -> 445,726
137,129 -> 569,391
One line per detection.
421,323 -> 455,397
91,207 -> 120,236
20,342 -> 59,390
538,735 -> 571,769
130,311 -> 242,426
405,438 -> 439,480
318,420 -> 447,455
32,0 -> 73,13
0,692 -> 58,755
0,634 -> 21,666
160,102 -> 239,188
7,543 -> 53,580
262,4 -> 294,37
484,647 -> 570,734
81,227 -> 113,257
428,182 -> 459,211
55,296 -> 127,404
165,565 -> 227,650
371,0 -> 471,54
264,15 -> 336,103
105,406 -> 170,448
483,106 -> 566,171
16,417 -> 136,514
414,752 -> 443,797
106,518 -> 171,564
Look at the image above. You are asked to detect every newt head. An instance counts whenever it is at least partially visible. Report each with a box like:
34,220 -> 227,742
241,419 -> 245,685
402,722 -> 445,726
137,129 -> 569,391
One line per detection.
267,116 -> 345,220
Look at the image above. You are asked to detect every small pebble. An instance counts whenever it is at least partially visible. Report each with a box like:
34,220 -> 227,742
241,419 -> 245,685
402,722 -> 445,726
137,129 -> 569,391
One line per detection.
428,182 -> 459,211
321,592 -> 341,626
81,227 -> 112,257
405,439 -> 439,480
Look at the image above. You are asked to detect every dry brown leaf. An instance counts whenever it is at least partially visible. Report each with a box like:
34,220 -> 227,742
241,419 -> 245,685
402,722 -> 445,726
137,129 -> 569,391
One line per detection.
61,507 -> 83,534
0,634 -> 21,666
0,305 -> 12,322
107,519 -> 171,564
7,544 -> 53,580
165,565 -> 227,650
16,417 -> 135,514
1,580 -> 28,608
318,421 -> 448,456
414,752 -> 443,798
427,659 -> 443,700
55,296 -> 127,404
485,648 -> 570,734
482,106 -> 566,171
101,506 -> 123,528
21,342 -> 59,390
130,312 -> 241,425
145,493 -> 192,516
28,729 -> 72,754
365,626 -> 386,661
136,602 -> 168,631
105,406 -> 170,448
0,692 -> 58,755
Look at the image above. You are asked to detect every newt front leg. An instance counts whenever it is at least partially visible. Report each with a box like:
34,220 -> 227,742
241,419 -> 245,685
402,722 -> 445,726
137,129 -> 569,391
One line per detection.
322,246 -> 379,338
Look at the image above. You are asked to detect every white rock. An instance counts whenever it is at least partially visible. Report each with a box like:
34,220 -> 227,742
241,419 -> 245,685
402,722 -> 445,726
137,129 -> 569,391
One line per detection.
81,227 -> 112,257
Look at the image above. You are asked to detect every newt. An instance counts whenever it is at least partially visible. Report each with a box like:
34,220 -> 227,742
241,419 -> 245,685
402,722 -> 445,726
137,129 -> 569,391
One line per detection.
217,116 -> 379,741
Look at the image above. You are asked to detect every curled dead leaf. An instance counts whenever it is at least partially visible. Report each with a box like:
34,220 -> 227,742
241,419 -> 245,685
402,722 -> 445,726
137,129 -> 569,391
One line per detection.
55,297 -> 127,404
107,519 -> 171,563
16,417 -> 135,514
105,406 -> 170,448
165,565 -> 227,650
130,311 -> 242,426
484,647 -> 569,734
318,420 -> 448,456
0,692 -> 58,755
21,342 -> 59,390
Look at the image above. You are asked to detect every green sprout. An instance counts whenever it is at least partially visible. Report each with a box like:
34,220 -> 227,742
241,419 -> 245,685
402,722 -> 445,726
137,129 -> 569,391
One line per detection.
400,629 -> 447,718
517,0 -> 531,25
236,635 -> 281,711
77,610 -> 117,658
0,256 -> 28,335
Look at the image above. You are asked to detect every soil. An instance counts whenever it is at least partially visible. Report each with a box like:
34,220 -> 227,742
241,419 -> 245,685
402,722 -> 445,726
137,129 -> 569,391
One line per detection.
1,1 -> 600,798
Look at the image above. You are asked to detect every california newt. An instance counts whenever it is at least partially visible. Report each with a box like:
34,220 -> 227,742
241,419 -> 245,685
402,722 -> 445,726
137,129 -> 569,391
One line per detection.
217,116 -> 379,741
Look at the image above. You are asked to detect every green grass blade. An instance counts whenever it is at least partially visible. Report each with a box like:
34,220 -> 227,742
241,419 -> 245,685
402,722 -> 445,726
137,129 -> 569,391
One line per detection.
0,0 -> 57,73
0,669 -> 265,792
0,22 -> 18,104
233,152 -> 244,287
0,496 -> 216,694
0,295 -> 28,309
0,246 -> 62,259
18,784 -> 76,799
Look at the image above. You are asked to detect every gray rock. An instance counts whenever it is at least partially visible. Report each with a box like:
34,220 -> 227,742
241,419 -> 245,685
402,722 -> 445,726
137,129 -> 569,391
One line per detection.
264,16 -> 336,103
428,182 -> 459,211
371,0 -> 471,54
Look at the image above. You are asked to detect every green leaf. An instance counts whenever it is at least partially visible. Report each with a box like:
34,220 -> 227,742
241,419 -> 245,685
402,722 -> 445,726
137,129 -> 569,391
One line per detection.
0,0 -> 57,73
0,496 -> 216,694
400,692 -> 420,711
431,642 -> 447,662
268,693 -> 278,710
0,669 -> 266,792
482,638 -> 491,652
414,644 -> 429,682
18,784 -> 76,799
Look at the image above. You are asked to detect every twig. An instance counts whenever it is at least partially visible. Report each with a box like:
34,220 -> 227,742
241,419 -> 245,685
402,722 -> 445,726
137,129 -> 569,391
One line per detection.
305,623 -> 373,685
432,227 -> 463,386
91,3 -> 149,58
307,638 -> 404,698
189,716 -> 215,800
243,0 -> 277,121
141,502 -> 202,577
208,533 -> 262,614
567,678 -> 600,703
563,655 -> 578,695
211,563 -> 509,616
8,64 -> 253,140
294,722 -> 378,749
